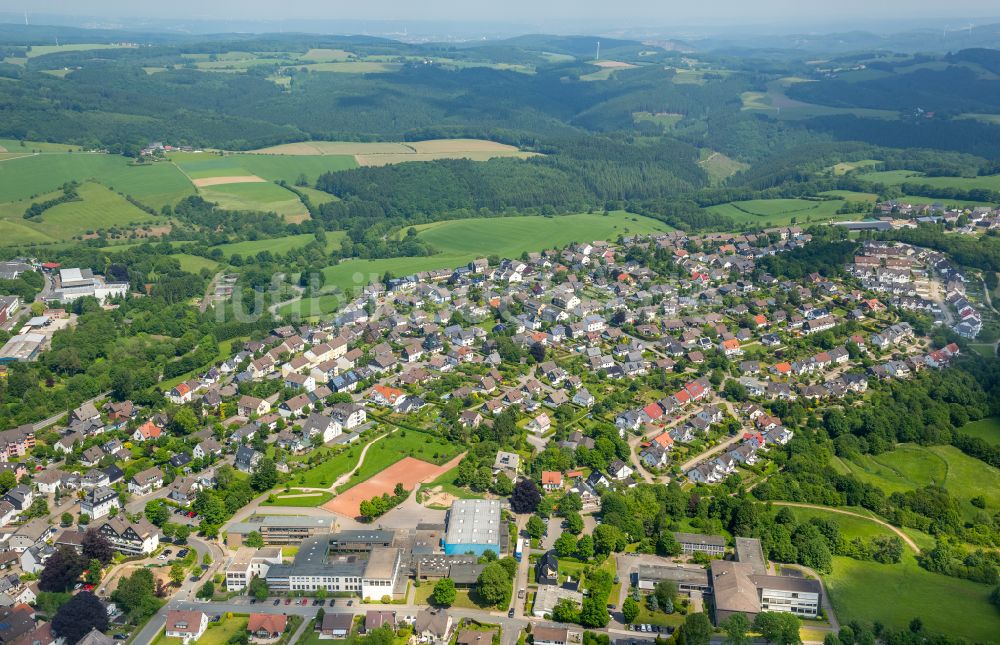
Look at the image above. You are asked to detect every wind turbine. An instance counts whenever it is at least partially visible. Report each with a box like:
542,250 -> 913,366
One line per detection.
24,9 -> 28,25
968,23 -> 975,37
595,40 -> 600,62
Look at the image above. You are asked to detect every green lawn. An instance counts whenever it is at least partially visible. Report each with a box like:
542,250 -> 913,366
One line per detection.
0,138 -> 83,152
705,198 -> 853,227
262,488 -> 334,506
336,430 -> 460,493
292,442 -> 373,488
413,584 -> 483,609
153,615 -> 248,645
859,169 -> 1000,192
959,416 -> 1000,445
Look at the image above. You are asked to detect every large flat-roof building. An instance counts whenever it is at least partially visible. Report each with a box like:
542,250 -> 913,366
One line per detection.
227,515 -> 336,547
637,563 -> 712,595
264,535 -> 404,600
443,499 -> 503,556
674,532 -> 726,556
49,267 -> 129,304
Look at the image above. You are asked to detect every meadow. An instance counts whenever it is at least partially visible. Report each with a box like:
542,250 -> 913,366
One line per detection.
169,253 -> 220,274
0,153 -> 194,210
830,443 -> 1000,519
958,416 -> 1000,445
168,151 -> 357,183
294,211 -> 671,303
697,150 -> 748,184
784,505 -> 998,641
213,233 -> 328,258
199,182 -> 308,221
705,198 -> 853,227
249,138 -> 533,166
0,181 -> 164,246
860,169 -> 1000,192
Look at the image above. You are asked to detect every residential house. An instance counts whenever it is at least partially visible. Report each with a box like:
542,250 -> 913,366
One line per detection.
128,467 -> 164,496
165,610 -> 208,644
235,446 -> 263,473
81,486 -> 119,520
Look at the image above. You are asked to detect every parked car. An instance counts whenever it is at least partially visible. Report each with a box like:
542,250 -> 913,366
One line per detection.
273,599 -> 280,606
284,598 -> 291,605
508,608 -> 515,618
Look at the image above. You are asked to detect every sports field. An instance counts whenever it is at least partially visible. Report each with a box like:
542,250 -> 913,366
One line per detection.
959,416 -> 1000,445
335,431 -> 461,493
324,456 -> 452,518
705,198 -> 853,226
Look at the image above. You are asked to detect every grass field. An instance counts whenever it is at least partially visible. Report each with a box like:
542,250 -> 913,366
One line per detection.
705,198 -> 852,227
633,111 -> 684,129
0,181 -> 163,246
213,233 -> 324,258
169,253 -> 220,274
308,212 -> 671,299
834,443 -> 1000,519
860,169 -> 1000,192
958,416 -> 1000,445
249,138 -> 532,166
783,505 -> 998,641
294,442 -> 373,488
0,139 -> 82,152
336,430 -> 460,493
200,182 -> 308,220
26,43 -> 134,58
698,150 -> 748,184
170,151 -> 357,183
818,190 -> 879,202
0,153 -> 194,210
262,488 -> 334,507
153,615 -> 248,645
958,113 -> 1000,125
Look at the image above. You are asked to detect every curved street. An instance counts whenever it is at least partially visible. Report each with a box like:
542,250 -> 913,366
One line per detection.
770,501 -> 921,553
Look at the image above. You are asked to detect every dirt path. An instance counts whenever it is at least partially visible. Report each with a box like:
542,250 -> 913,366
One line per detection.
770,501 -> 921,553
330,431 -> 393,490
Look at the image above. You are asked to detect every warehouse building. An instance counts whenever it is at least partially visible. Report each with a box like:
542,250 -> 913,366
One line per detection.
443,499 -> 504,556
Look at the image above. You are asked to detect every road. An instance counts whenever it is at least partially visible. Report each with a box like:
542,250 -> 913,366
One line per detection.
31,391 -> 111,432
770,502 -> 921,553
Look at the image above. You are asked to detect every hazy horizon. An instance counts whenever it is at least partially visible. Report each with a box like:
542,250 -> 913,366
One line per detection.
7,0 -> 1000,31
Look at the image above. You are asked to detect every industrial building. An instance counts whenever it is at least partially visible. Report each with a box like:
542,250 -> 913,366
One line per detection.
48,268 -> 129,304
443,499 -> 504,556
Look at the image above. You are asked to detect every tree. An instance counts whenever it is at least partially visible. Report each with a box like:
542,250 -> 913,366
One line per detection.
554,532 -> 577,557
249,575 -> 269,601
245,531 -> 265,548
510,479 -> 541,513
657,531 -> 681,556
60,511 -> 74,527
526,515 -> 547,540
592,524 -> 626,556
576,535 -> 594,560
40,546 -> 86,592
564,512 -> 584,535
52,591 -> 108,644
197,580 -> 215,599
622,596 -> 640,624
493,473 -> 514,496
723,613 -> 752,645
144,499 -> 169,526
82,528 -> 114,565
684,612 -> 713,645
432,578 -> 456,607
169,562 -> 186,586
0,470 -> 16,494
754,612 -> 802,645
112,568 -> 160,622
552,598 -> 580,623
250,458 -> 279,492
529,342 -> 546,363
476,562 -> 511,607
653,580 -> 677,610
579,596 -> 610,628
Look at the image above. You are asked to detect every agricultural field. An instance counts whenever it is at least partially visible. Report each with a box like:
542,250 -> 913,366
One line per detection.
249,138 -> 534,167
859,169 -> 1000,191
169,151 -> 357,184
832,443 -> 1000,519
300,211 -> 670,302
958,113 -> 1000,125
168,253 -> 220,274
213,233 -> 327,259
705,198 -> 853,227
0,138 -> 83,152
818,190 -> 879,202
0,153 -> 194,210
784,505 -> 997,641
26,43 -> 135,58
0,181 -> 164,247
959,416 -> 1000,445
199,182 -> 309,221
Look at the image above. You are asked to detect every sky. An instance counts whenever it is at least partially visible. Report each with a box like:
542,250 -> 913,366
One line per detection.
10,0 -> 1000,29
